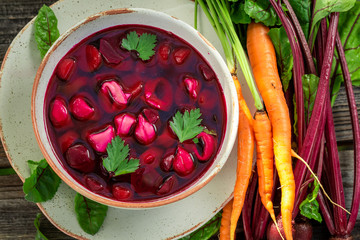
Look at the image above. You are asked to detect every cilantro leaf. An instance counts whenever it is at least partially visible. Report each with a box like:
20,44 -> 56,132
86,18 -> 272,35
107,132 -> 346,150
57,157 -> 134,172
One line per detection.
23,159 -> 61,203
299,180 -> 322,222
170,108 -> 204,143
102,136 -> 139,177
34,5 -> 60,58
121,31 -> 157,61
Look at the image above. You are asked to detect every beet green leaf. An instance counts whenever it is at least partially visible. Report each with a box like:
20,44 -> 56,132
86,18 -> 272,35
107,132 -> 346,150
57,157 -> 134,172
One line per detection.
34,213 -> 48,240
74,193 -> 108,235
23,159 -> 61,203
299,181 -> 322,223
34,5 -> 60,58
244,0 -> 280,27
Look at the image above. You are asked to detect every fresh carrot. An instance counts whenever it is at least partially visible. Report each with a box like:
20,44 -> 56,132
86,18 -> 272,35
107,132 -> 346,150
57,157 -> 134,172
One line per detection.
230,76 -> 254,240
220,199 -> 233,240
253,111 -> 276,223
247,22 -> 295,240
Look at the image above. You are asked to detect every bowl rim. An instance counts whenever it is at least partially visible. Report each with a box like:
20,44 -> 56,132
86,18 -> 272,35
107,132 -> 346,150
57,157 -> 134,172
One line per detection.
31,7 -> 239,209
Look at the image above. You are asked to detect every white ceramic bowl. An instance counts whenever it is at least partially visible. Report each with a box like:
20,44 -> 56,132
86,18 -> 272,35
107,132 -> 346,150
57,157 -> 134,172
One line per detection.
32,8 -> 239,209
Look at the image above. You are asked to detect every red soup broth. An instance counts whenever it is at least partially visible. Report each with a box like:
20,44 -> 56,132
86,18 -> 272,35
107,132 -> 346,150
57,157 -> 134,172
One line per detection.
44,25 -> 227,202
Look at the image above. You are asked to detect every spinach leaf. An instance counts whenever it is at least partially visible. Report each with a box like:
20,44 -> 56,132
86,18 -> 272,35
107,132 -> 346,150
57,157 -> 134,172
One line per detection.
230,2 -> 251,24
23,159 -> 61,203
302,74 -> 320,122
331,1 -> 360,104
34,5 -> 60,58
179,211 -> 222,240
310,0 -> 356,36
244,0 -> 280,27
268,26 -> 293,92
288,0 -> 311,39
34,213 -> 49,240
74,193 -> 108,235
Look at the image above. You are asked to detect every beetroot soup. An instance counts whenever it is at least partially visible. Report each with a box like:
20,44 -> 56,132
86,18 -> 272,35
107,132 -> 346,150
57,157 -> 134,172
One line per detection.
44,25 -> 227,202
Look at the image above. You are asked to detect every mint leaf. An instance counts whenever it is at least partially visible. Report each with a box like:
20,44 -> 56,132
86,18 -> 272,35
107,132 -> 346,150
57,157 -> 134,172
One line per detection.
23,159 -> 61,203
310,0 -> 356,36
170,108 -> 204,143
103,136 -> 139,177
331,1 -> 360,104
34,213 -> 49,240
268,26 -> 293,92
299,180 -> 322,222
74,193 -> 108,235
34,5 -> 60,58
121,31 -> 157,60
179,211 -> 222,240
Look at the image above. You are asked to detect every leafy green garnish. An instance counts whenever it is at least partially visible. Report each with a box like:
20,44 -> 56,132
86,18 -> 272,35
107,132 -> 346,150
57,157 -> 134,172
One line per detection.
34,5 -> 60,58
244,0 -> 280,27
299,180 -> 322,223
287,0 -> 311,39
331,1 -> 360,104
121,31 -> 157,61
310,0 -> 356,36
34,213 -> 48,240
179,211 -> 222,240
230,2 -> 251,24
170,108 -> 204,143
0,167 -> 16,176
103,136 -> 140,176
268,26 -> 294,92
74,193 -> 108,235
23,159 -> 61,203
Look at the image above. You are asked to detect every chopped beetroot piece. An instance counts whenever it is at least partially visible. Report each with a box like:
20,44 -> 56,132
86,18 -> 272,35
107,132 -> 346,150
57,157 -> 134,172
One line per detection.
128,82 -> 143,99
65,144 -> 95,173
69,96 -> 95,120
199,64 -> 215,81
112,184 -> 132,200
157,175 -> 176,195
56,58 -> 76,81
49,97 -> 70,127
144,77 -> 173,111
88,125 -> 115,152
99,39 -> 123,65
131,167 -> 162,193
194,132 -> 216,161
158,43 -> 171,61
134,115 -> 156,145
173,146 -> 195,176
100,80 -> 130,107
86,45 -> 102,71
114,113 -> 136,136
139,148 -> 163,165
160,154 -> 174,172
173,47 -> 191,64
59,131 -> 79,152
184,77 -> 199,99
142,108 -> 159,124
84,174 -> 107,192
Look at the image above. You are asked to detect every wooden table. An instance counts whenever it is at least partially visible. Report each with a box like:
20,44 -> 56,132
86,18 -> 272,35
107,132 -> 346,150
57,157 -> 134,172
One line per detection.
0,0 -> 359,239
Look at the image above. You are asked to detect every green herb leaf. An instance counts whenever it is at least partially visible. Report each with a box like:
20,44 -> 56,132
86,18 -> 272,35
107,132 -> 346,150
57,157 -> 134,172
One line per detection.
179,211 -> 222,240
121,31 -> 157,60
331,1 -> 360,104
287,0 -> 311,39
34,213 -> 49,240
302,74 -> 320,122
74,193 -> 108,235
299,181 -> 322,222
268,26 -> 293,92
310,0 -> 356,36
244,0 -> 280,27
0,167 -> 16,176
230,2 -> 251,24
102,136 -> 140,177
170,108 -> 204,143
23,159 -> 61,203
34,5 -> 60,58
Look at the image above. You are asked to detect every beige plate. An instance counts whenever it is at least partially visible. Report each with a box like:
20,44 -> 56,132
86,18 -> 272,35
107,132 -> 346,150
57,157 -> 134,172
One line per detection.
0,0 -> 255,239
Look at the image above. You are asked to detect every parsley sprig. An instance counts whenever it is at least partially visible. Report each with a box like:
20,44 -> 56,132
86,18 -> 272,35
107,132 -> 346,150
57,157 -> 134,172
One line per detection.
170,108 -> 204,143
103,136 -> 140,176
121,31 -> 157,61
